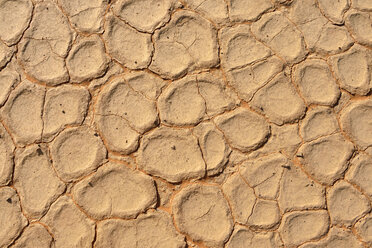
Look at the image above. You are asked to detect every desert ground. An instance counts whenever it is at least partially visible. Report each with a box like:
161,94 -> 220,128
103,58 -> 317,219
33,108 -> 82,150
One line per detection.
0,0 -> 372,247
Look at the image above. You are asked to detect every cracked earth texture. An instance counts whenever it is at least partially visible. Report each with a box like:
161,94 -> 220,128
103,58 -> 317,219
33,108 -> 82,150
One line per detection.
0,0 -> 372,247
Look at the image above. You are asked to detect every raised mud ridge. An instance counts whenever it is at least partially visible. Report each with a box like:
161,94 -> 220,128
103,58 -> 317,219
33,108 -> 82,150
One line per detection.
0,0 -> 372,247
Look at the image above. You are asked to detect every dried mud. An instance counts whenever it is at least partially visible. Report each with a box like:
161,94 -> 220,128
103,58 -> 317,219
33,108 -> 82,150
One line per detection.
0,0 -> 371,247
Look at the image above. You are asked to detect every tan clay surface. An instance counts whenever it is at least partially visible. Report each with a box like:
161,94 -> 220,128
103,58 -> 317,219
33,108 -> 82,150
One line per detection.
0,0 -> 371,247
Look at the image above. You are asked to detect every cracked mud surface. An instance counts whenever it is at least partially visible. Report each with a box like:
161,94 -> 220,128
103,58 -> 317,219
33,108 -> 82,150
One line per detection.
0,0 -> 372,247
